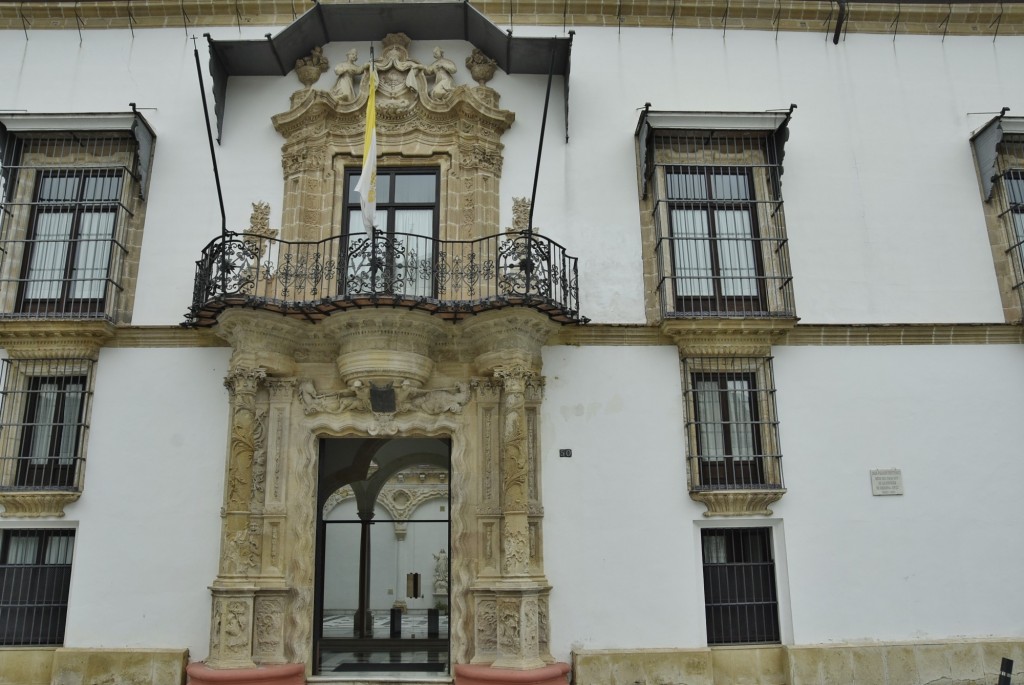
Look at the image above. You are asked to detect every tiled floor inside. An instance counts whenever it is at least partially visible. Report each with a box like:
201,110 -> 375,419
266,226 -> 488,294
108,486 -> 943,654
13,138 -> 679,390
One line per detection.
321,611 -> 449,674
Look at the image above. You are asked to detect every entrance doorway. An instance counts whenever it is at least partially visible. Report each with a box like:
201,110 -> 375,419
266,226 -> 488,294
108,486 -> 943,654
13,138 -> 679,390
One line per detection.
315,437 -> 451,675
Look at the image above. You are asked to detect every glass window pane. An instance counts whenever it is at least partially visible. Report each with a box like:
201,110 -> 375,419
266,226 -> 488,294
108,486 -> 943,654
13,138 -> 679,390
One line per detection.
711,174 -> 751,200
394,174 -> 436,203
394,210 -> 433,237
69,212 -> 115,300
715,210 -> 759,297
25,214 -> 73,300
1013,212 -> 1024,245
44,535 -> 73,565
57,384 -> 83,464
667,172 -> 707,200
83,174 -> 123,202
349,174 -> 390,203
5,534 -> 39,564
27,383 -> 59,464
726,379 -> 756,458
1007,177 -> 1024,206
702,533 -> 727,564
671,210 -> 714,297
39,175 -> 80,202
695,380 -> 725,459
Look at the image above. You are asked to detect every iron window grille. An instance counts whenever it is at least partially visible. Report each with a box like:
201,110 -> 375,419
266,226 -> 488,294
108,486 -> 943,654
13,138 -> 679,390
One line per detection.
341,168 -> 440,299
0,528 -> 74,646
701,527 -> 780,645
0,128 -> 144,321
683,357 -> 783,491
999,162 -> 1024,310
0,358 -> 94,492
638,114 -> 796,320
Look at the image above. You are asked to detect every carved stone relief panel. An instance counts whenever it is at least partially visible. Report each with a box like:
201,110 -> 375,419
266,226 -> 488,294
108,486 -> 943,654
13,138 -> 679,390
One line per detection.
208,593 -> 256,670
254,591 -> 289,664
473,595 -> 498,663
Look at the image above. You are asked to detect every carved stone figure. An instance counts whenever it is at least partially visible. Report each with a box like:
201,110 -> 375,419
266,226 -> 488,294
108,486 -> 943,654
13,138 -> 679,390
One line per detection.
332,48 -> 367,102
298,379 -> 369,415
398,381 -> 471,414
433,548 -> 449,594
427,47 -> 457,100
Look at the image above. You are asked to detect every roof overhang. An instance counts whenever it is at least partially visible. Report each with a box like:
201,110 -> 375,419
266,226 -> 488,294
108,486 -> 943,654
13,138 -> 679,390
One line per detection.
0,110 -> 156,199
635,107 -> 795,198
206,1 -> 573,141
971,111 -> 1024,200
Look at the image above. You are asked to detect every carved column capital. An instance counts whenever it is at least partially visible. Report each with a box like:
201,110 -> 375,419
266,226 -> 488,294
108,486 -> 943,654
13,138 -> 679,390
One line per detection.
225,367 -> 267,397
265,377 -> 297,402
494,363 -> 535,393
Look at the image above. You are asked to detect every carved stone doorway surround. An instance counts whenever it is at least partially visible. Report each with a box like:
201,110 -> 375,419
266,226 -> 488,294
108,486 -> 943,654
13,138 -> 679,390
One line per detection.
186,36 -> 571,685
183,307 -> 568,684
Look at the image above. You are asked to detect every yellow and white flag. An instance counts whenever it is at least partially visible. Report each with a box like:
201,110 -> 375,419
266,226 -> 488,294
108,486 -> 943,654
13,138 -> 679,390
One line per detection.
354,63 -> 378,232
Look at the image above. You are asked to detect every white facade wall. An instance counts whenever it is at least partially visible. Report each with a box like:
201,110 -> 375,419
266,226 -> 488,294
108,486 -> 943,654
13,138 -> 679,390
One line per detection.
2,12 -> 1024,672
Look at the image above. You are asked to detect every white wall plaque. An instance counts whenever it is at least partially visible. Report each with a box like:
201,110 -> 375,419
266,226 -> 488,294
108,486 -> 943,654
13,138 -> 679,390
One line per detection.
870,469 -> 904,496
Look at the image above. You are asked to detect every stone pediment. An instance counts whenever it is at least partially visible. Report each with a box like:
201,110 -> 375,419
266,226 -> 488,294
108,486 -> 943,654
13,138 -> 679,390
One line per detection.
273,34 -> 514,141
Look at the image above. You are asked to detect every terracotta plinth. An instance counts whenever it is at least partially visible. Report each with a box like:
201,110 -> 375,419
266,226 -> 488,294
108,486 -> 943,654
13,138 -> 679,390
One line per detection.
186,663 -> 305,685
455,663 -> 570,685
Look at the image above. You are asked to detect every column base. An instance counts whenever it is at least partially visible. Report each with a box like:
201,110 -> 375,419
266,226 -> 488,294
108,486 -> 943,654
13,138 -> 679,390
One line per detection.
454,663 -> 569,685
187,662 -> 305,685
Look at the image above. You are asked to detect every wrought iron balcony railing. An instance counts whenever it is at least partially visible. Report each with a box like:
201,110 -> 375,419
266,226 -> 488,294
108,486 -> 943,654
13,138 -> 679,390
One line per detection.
185,230 -> 585,326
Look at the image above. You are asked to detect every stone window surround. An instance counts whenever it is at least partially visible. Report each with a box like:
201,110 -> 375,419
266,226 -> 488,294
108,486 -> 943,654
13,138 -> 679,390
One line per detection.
0,112 -> 155,325
682,356 -> 782,482
0,321 -> 111,519
971,114 -> 1024,324
635,109 -> 795,327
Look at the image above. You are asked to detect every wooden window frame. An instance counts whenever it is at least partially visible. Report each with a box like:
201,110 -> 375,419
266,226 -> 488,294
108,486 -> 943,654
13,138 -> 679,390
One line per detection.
666,166 -> 768,315
15,168 -> 124,315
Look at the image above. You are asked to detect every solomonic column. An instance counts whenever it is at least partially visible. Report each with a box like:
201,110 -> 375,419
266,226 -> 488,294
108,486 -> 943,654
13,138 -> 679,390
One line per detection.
491,363 -> 544,669
458,310 -> 568,685
205,366 -> 266,669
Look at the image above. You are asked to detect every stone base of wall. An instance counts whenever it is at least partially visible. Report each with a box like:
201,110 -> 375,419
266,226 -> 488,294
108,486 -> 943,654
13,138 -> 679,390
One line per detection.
0,649 -> 56,685
574,640 -> 1024,685
0,648 -> 188,685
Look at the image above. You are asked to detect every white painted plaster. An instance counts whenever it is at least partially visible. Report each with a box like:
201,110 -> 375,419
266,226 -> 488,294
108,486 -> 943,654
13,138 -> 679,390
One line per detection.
60,347 -> 229,659
541,345 -> 708,662
772,344 -> 1024,643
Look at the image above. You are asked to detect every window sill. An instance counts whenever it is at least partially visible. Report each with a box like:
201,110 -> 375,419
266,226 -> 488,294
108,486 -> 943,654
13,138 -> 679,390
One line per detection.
690,488 -> 785,517
0,490 -> 80,518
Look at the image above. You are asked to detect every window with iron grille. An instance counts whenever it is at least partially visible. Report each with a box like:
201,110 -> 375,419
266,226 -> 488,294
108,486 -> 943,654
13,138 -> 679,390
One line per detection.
701,527 -> 780,645
636,110 -> 796,320
1004,169 -> 1024,302
683,357 -> 783,492
0,358 -> 93,492
0,528 -> 74,646
341,168 -> 439,298
0,113 -> 154,321
970,116 -> 1024,322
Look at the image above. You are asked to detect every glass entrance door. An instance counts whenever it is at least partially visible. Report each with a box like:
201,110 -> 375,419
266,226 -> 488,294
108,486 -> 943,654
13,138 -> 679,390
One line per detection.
315,437 -> 450,675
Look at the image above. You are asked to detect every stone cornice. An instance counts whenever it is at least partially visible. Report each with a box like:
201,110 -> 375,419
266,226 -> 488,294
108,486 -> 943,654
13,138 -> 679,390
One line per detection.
0,1 -> 1021,37
0,320 -> 115,359
2,320 -> 1020,352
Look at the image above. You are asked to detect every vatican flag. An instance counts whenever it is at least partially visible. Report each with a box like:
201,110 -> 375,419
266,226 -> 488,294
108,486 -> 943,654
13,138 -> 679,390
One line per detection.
354,63 -> 378,231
